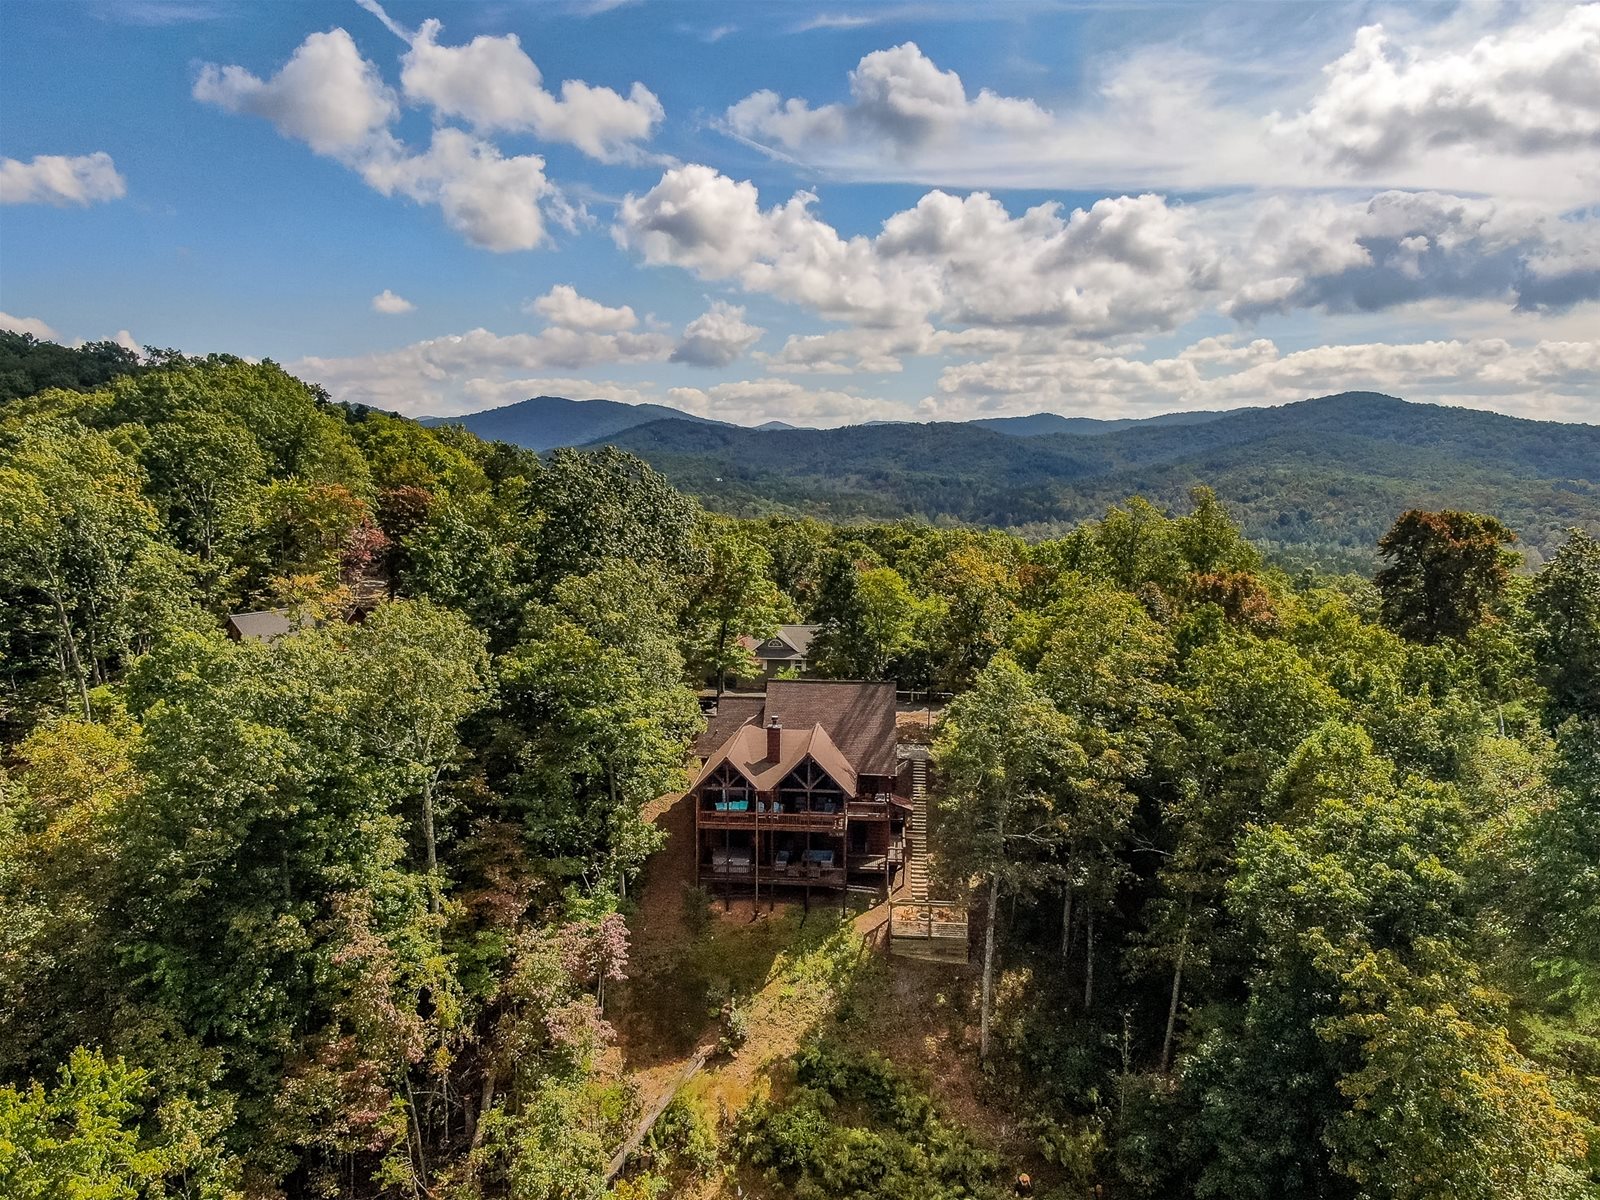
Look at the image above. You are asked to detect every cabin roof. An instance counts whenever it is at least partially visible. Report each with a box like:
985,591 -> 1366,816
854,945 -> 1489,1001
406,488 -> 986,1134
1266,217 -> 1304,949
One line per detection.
690,721 -> 859,796
698,695 -> 765,752
691,679 -> 897,779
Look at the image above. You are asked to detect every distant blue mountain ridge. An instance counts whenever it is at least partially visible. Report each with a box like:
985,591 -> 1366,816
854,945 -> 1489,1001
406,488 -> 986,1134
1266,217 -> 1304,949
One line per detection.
422,393 -> 1244,451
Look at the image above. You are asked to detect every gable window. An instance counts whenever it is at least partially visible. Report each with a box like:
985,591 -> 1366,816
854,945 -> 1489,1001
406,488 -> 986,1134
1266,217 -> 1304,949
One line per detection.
776,759 -> 844,814
700,762 -> 753,811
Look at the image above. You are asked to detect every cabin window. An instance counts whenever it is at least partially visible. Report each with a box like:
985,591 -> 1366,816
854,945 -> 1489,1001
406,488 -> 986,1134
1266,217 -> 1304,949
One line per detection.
776,759 -> 844,813
700,762 -> 753,811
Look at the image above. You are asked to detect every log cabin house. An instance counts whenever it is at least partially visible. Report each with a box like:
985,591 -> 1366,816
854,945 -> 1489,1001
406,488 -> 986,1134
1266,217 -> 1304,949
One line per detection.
690,680 -> 910,897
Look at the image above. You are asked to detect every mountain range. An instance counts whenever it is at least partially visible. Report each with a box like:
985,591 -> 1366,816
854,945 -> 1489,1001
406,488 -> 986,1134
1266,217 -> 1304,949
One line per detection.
421,394 -> 725,451
425,391 -> 1600,570
423,393 -> 1242,448
593,393 -> 1600,571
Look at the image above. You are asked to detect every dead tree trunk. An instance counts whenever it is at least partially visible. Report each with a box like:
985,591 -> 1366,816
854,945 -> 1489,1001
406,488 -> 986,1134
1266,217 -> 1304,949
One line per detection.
47,584 -> 91,722
1060,880 -> 1074,958
1160,907 -> 1192,1072
1083,908 -> 1096,1011
980,872 -> 1000,1061
421,774 -> 440,913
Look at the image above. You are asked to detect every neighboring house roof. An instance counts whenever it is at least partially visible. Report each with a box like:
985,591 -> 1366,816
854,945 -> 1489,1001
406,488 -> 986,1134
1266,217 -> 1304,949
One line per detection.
753,624 -> 820,662
691,721 -> 859,796
225,608 -> 306,643
691,679 -> 897,778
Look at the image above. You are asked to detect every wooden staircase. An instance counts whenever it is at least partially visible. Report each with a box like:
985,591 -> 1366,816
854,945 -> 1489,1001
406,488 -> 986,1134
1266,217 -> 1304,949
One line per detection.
908,757 -> 929,902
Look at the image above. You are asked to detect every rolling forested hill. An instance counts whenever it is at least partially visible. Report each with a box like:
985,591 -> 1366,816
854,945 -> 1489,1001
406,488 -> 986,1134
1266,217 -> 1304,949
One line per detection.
970,409 -> 1239,436
596,393 -> 1600,569
421,393 -> 727,450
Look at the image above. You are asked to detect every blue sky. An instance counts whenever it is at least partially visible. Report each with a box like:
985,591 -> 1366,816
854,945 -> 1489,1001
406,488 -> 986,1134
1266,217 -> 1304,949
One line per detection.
2,0 -> 1597,425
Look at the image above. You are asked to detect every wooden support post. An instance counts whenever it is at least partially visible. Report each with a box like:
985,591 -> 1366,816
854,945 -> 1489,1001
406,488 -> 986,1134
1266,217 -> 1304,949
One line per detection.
840,814 -> 849,916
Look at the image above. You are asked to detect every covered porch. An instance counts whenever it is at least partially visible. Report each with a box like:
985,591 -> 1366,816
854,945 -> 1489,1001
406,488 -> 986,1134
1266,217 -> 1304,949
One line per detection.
698,827 -> 904,893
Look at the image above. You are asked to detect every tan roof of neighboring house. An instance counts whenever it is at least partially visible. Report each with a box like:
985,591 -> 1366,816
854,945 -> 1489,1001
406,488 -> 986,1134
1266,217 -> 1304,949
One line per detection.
225,608 -> 309,642
753,624 -> 820,661
690,721 -> 859,796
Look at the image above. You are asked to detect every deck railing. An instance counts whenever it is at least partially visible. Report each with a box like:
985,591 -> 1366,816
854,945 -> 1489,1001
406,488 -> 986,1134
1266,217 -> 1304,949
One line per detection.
702,863 -> 847,888
846,796 -> 900,819
889,901 -> 969,961
698,806 -> 845,832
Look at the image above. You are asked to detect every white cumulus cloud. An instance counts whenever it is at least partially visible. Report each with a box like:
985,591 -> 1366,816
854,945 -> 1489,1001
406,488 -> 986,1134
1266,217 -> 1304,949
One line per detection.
357,127 -> 556,252
721,9 -> 1600,204
372,289 -> 415,314
671,301 -> 764,366
727,42 -> 1049,159
618,164 -> 1600,350
194,29 -> 398,155
0,152 -> 127,206
527,284 -> 638,332
400,19 -> 663,161
0,312 -> 60,339
1277,5 -> 1600,172
193,13 -> 659,251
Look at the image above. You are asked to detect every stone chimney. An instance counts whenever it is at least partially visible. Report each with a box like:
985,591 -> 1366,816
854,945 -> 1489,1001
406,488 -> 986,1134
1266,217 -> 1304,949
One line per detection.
767,715 -> 782,762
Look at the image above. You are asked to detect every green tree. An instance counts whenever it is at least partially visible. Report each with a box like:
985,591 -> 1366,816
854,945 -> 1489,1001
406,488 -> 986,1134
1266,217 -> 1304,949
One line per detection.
1175,485 -> 1261,576
0,421 -> 159,718
498,568 -> 701,893
933,657 -> 1084,1059
0,717 -> 140,1075
1030,577 -> 1170,1008
809,557 -> 920,681
1375,510 -> 1518,643
401,495 -> 525,645
524,448 -> 698,595
1204,775 -> 1590,1200
0,1047 -> 237,1200
1528,529 -> 1600,722
1095,497 -> 1185,594
924,545 -> 1017,692
685,525 -> 784,695
344,600 -> 491,911
141,409 -> 265,562
112,629 -> 446,1164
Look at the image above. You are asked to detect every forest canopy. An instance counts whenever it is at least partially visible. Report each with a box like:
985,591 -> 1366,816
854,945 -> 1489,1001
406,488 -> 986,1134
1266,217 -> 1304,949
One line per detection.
1,342 -> 1597,1199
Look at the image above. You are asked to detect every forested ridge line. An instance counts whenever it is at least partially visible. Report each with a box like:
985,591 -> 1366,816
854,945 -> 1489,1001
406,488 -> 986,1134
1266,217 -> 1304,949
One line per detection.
592,391 -> 1600,571
1,343 -> 1598,1199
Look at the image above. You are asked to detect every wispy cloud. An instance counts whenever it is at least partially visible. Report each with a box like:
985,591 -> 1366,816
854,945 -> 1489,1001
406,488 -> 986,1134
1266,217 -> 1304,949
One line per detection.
94,0 -> 227,26
792,13 -> 878,32
352,0 -> 412,43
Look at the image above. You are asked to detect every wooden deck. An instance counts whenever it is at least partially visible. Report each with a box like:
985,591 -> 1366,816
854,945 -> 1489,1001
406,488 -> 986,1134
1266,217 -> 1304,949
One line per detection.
703,863 -> 848,888
889,900 -> 969,962
698,806 -> 846,833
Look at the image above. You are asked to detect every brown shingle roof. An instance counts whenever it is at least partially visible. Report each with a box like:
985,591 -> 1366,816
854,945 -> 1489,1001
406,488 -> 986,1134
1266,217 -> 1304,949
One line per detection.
694,695 -> 764,757
691,680 -> 896,777
765,680 -> 897,777
689,722 -> 859,796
